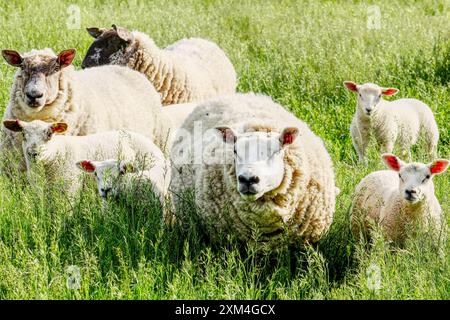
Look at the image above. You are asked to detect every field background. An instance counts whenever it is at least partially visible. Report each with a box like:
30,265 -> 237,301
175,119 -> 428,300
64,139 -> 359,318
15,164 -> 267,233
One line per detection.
0,0 -> 448,299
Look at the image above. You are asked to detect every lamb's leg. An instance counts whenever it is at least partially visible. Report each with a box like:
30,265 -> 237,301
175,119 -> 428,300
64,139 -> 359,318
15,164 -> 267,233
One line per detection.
351,123 -> 369,165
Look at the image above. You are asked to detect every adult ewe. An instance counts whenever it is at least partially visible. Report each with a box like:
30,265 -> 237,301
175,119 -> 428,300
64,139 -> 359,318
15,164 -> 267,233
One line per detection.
344,81 -> 439,164
170,93 -> 337,246
351,154 -> 448,244
82,25 -> 237,105
0,48 -> 168,170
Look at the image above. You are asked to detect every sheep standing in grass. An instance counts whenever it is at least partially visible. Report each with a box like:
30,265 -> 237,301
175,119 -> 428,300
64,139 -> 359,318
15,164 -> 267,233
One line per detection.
170,93 -> 337,246
76,157 -> 170,203
0,48 -> 169,171
3,119 -> 166,195
351,154 -> 448,244
81,25 -> 237,105
344,81 -> 439,164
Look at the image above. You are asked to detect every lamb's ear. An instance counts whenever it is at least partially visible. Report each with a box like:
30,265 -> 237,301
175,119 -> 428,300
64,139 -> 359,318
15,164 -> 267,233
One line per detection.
382,87 -> 399,96
343,81 -> 358,92
57,49 -> 76,69
429,159 -> 449,175
50,122 -> 68,134
86,27 -> 105,39
120,162 -> 136,174
215,126 -> 236,144
280,127 -> 299,146
3,119 -> 24,132
76,160 -> 96,173
2,50 -> 23,67
112,24 -> 133,42
382,153 -> 404,172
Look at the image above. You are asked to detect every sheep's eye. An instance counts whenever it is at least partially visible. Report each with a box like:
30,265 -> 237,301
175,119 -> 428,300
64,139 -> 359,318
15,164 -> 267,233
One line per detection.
398,173 -> 403,181
422,175 -> 430,183
94,172 -> 97,177
358,93 -> 362,98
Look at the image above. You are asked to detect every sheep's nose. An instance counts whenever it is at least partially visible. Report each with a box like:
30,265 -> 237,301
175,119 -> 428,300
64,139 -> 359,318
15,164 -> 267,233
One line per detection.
365,108 -> 371,114
406,189 -> 416,195
100,187 -> 112,197
238,175 -> 260,186
26,92 -> 43,100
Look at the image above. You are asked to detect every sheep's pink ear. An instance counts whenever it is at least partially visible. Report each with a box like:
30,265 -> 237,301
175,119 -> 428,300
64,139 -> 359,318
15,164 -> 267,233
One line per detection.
382,88 -> 399,96
76,160 -> 96,173
86,27 -> 104,39
429,159 -> 449,175
2,50 -> 23,67
3,119 -> 23,132
382,153 -> 403,172
57,49 -> 76,68
280,127 -> 299,146
50,122 -> 68,134
343,81 -> 358,92
215,126 -> 236,144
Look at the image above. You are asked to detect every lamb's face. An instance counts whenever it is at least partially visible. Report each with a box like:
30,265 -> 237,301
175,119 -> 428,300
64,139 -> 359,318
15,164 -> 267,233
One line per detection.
77,159 -> 135,198
343,81 -> 399,117
382,154 -> 449,205
2,49 -> 76,110
82,25 -> 134,69
3,119 -> 67,170
215,126 -> 299,201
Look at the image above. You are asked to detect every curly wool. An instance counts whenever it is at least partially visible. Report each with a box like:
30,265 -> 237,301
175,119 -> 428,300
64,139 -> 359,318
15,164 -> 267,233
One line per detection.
171,93 -> 336,245
127,32 -> 237,105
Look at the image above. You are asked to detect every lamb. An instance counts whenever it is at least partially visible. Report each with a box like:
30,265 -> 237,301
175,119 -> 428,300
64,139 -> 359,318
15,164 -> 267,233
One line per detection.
76,157 -> 170,203
351,153 -> 448,244
3,119 -> 165,195
170,93 -> 337,246
344,81 -> 439,164
0,48 -> 170,171
81,25 -> 237,105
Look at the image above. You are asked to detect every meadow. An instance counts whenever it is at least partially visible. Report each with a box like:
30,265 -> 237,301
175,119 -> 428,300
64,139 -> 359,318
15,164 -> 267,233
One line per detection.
0,0 -> 448,299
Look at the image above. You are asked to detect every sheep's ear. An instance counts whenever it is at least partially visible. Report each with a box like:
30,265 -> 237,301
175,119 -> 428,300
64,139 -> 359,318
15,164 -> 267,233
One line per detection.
3,119 -> 23,132
215,126 -> 236,144
343,81 -> 358,92
86,27 -> 104,39
2,50 -> 23,67
57,49 -> 76,69
50,122 -> 68,134
76,160 -> 96,173
280,127 -> 299,146
429,159 -> 449,175
112,24 -> 133,42
382,153 -> 403,172
382,88 -> 399,96
120,162 -> 136,174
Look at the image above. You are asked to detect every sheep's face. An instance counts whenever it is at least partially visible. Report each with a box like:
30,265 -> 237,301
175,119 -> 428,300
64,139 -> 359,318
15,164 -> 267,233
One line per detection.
382,154 -> 449,205
82,25 -> 134,69
2,49 -> 76,110
216,126 -> 299,201
77,159 -> 135,198
343,81 -> 399,117
3,119 -> 67,170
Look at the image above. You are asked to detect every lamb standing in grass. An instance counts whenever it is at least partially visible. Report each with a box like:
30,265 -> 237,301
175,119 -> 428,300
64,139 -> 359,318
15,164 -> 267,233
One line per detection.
170,93 -> 337,246
0,48 -> 169,171
344,81 -> 439,164
3,119 -> 166,195
81,25 -> 237,105
76,157 -> 170,203
351,154 -> 448,244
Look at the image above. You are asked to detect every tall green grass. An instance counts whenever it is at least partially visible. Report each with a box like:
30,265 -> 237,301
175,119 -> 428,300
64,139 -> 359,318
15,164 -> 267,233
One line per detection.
0,0 -> 448,299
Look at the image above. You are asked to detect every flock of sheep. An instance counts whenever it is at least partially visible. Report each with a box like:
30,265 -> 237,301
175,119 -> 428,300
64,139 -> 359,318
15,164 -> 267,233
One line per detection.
0,25 -> 447,249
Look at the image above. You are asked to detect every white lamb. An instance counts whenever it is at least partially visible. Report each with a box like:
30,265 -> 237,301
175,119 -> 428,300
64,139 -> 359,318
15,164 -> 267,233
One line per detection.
351,153 -> 448,244
344,81 -> 439,164
170,93 -> 337,246
0,48 -> 169,171
3,119 -> 165,195
76,158 -> 170,204
81,25 -> 237,105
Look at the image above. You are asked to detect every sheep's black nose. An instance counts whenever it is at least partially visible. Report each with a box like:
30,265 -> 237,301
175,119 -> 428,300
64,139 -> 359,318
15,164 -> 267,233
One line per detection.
26,92 -> 43,100
238,175 -> 260,186
405,189 -> 416,196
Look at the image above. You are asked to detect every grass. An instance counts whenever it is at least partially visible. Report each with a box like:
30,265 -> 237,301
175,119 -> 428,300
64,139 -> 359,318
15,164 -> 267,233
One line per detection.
0,0 -> 449,299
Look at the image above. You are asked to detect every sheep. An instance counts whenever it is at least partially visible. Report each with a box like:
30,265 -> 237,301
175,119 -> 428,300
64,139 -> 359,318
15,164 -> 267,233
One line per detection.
81,25 -> 237,105
0,48 -> 170,172
2,119 -> 165,195
170,93 -> 337,246
351,153 -> 448,244
76,157 -> 170,203
344,81 -> 439,164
